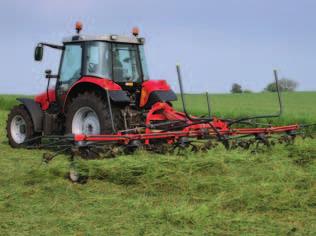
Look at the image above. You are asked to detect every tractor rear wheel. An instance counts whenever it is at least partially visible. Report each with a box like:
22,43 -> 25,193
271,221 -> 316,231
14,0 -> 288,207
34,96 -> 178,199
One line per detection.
6,104 -> 38,148
65,92 -> 123,135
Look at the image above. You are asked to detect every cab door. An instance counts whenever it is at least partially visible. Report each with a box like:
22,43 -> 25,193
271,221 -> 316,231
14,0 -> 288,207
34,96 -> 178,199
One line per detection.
56,43 -> 83,105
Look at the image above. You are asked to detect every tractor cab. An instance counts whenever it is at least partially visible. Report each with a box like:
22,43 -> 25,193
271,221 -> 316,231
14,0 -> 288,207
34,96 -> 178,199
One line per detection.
62,33 -> 148,86
59,35 -> 148,106
35,25 -> 152,108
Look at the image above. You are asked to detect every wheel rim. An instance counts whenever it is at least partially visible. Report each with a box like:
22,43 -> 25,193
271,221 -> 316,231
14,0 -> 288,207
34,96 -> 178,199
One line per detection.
10,115 -> 27,144
72,107 -> 101,135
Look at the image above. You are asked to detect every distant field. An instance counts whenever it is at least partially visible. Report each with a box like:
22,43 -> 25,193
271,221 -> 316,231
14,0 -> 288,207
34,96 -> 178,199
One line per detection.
2,91 -> 315,125
173,91 -> 316,126
0,92 -> 315,235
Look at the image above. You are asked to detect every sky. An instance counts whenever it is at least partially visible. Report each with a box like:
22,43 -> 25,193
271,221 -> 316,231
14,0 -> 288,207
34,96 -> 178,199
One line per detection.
0,0 -> 315,94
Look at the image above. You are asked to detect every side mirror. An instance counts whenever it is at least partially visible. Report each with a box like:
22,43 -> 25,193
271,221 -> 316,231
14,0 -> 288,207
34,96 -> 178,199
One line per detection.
34,45 -> 43,61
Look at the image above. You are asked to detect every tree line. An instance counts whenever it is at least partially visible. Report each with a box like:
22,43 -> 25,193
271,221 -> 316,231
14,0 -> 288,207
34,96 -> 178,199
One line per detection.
231,78 -> 298,94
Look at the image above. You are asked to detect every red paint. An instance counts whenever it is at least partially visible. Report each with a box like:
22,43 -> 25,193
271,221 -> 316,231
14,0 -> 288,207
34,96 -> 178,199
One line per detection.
63,76 -> 122,108
35,77 -> 122,111
140,80 -> 171,107
73,77 -> 122,90
34,89 -> 56,111
143,102 -> 230,144
144,102 -> 229,131
74,124 -> 299,143
211,117 -> 229,131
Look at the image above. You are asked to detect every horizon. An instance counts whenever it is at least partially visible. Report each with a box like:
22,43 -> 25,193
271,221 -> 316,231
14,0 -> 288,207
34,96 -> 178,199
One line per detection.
1,90 -> 315,97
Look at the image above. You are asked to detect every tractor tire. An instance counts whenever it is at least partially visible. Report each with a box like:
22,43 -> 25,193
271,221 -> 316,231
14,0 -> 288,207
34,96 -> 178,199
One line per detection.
65,91 -> 123,135
6,104 -> 38,148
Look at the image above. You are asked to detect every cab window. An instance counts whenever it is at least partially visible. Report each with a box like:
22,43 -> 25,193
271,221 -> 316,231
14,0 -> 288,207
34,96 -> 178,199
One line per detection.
112,44 -> 142,83
59,44 -> 82,84
84,42 -> 112,79
139,45 -> 149,81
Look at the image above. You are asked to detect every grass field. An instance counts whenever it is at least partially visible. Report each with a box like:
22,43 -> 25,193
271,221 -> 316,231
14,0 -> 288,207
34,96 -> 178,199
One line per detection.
173,91 -> 316,126
0,92 -> 315,235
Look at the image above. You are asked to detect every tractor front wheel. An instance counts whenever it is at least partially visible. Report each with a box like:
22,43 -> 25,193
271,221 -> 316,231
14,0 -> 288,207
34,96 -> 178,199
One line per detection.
65,92 -> 122,135
6,105 -> 38,148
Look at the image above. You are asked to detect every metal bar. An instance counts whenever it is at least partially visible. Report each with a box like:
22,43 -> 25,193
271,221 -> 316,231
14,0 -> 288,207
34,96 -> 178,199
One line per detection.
75,124 -> 299,143
299,123 -> 316,128
106,89 -> 116,134
176,64 -> 190,117
159,119 -> 214,132
176,65 -> 223,140
46,78 -> 51,104
39,42 -> 65,50
228,69 -> 284,126
206,92 -> 212,118
176,65 -> 212,123
274,69 -> 283,116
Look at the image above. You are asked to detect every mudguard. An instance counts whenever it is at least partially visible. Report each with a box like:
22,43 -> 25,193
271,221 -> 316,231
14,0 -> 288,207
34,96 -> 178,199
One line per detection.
64,77 -> 130,109
140,80 -> 177,108
17,98 -> 43,132
108,90 -> 130,103
145,90 -> 177,108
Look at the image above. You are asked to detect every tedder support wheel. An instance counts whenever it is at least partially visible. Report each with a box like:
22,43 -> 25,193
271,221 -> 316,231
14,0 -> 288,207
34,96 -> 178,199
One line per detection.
68,160 -> 89,183
65,91 -> 123,135
6,104 -> 38,148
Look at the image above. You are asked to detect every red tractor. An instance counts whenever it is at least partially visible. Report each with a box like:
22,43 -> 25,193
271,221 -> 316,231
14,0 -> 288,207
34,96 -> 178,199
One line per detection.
7,22 -> 310,155
6,24 -> 177,147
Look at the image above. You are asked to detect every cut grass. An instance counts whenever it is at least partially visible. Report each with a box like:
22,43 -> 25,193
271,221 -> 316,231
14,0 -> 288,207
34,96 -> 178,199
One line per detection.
0,93 -> 315,235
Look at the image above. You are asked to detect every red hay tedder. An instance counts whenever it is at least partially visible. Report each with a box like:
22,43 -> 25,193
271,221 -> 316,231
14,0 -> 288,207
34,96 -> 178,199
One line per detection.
6,23 -> 315,178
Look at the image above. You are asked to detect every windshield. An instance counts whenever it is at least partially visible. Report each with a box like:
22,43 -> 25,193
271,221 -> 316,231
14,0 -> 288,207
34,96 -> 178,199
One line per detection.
83,41 -> 148,83
112,43 -> 142,83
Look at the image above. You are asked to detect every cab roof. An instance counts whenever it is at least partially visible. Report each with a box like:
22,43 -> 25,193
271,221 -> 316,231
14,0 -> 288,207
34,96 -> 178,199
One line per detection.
62,35 -> 144,45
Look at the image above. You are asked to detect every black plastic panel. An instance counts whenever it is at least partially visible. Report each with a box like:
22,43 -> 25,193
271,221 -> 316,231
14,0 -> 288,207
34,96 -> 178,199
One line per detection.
17,98 -> 43,132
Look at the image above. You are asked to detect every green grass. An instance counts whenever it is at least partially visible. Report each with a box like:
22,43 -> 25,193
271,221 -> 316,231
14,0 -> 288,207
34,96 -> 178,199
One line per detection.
0,95 -> 20,111
0,92 -> 315,235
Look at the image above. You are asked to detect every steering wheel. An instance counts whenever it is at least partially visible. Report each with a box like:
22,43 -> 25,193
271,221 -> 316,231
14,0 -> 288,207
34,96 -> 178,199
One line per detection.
88,63 -> 97,73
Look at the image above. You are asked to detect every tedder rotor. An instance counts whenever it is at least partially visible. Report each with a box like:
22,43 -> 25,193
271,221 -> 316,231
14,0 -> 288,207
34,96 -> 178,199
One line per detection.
6,23 -> 315,181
